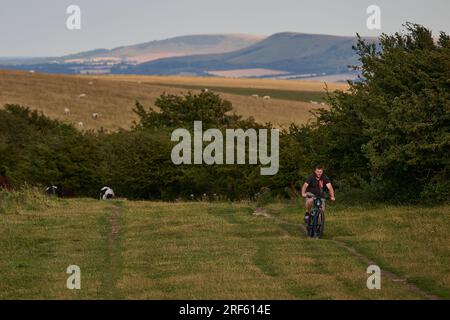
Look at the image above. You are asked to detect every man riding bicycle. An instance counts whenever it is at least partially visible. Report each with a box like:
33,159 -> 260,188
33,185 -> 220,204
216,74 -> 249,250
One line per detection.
301,165 -> 335,224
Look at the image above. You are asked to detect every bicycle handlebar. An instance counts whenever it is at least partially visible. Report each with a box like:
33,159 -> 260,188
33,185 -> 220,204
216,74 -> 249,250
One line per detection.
304,192 -> 333,200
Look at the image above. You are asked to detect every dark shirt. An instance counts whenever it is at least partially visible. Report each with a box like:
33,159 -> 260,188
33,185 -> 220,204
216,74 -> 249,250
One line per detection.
305,174 -> 330,197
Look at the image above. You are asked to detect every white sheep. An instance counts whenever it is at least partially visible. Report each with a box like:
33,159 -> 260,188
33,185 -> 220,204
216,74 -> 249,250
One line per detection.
251,94 -> 259,98
263,96 -> 271,100
100,187 -> 115,200
79,93 -> 87,99
92,113 -> 99,119
78,122 -> 84,128
88,81 -> 94,85
64,108 -> 70,115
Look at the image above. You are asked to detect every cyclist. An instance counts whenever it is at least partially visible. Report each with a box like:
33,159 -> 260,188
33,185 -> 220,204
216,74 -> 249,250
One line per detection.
301,165 -> 335,224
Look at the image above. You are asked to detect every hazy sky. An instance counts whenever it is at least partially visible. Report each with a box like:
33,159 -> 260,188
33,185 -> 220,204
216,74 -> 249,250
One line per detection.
0,0 -> 449,57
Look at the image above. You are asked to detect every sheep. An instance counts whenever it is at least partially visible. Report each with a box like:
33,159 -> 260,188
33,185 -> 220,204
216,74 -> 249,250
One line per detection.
202,88 -> 209,93
64,108 -> 70,115
251,94 -> 259,98
29,70 -> 35,74
92,113 -> 99,119
79,93 -> 87,99
309,100 -> 319,105
263,96 -> 271,100
78,121 -> 84,128
100,186 -> 115,200
88,81 -> 94,85
45,185 -> 74,198
46,185 -> 62,197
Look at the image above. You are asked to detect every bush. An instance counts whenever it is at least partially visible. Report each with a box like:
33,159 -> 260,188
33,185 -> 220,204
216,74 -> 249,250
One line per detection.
0,187 -> 53,214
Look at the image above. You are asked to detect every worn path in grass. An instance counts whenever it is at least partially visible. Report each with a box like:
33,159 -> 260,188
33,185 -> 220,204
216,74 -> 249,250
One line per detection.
1,199 -> 447,299
100,202 -> 124,299
253,207 -> 441,300
117,202 -> 426,299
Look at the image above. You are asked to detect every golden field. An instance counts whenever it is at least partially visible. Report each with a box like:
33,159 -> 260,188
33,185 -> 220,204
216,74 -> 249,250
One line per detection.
99,74 -> 348,91
0,70 -> 348,131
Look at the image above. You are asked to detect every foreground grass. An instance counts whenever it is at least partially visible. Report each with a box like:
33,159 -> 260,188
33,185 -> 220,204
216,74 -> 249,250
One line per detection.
2,193 -> 447,299
271,202 -> 450,299
117,201 -> 421,299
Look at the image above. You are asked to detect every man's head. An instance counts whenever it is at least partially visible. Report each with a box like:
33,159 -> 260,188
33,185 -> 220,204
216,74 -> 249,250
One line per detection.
314,165 -> 324,178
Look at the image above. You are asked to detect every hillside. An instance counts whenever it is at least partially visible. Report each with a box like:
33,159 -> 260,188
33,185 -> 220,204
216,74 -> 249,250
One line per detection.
62,34 -> 266,63
0,33 -> 373,79
0,34 -> 265,66
122,32 -> 369,76
0,70 -> 346,130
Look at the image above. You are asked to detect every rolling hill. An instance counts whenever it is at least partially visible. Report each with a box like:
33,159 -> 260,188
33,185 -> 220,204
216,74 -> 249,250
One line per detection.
61,34 -> 266,63
0,34 -> 265,65
0,32 -> 374,79
119,32 -> 370,76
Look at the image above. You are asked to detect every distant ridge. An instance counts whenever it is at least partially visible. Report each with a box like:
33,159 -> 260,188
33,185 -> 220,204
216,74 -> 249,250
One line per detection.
0,32 -> 376,79
119,32 -> 375,77
60,34 -> 266,63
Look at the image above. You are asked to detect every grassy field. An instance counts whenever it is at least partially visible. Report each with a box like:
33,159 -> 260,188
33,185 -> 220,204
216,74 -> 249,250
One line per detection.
1,190 -> 448,299
135,82 -> 327,103
99,74 -> 348,92
0,70 -> 345,131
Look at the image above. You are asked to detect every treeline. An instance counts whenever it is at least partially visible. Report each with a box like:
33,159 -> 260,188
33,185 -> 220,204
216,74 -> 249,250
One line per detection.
0,23 -> 448,203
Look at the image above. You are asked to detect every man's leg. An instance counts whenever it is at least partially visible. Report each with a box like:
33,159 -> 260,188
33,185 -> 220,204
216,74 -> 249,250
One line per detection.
304,198 -> 313,223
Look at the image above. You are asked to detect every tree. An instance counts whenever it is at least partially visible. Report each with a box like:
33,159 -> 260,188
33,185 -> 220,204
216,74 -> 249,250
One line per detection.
314,23 -> 450,202
132,90 -> 257,130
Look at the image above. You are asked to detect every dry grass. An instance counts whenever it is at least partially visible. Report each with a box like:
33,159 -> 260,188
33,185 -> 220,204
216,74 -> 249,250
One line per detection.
98,74 -> 348,91
0,70 -> 339,130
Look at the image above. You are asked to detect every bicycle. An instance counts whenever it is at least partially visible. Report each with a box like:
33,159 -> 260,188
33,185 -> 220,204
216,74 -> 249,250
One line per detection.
305,193 -> 325,238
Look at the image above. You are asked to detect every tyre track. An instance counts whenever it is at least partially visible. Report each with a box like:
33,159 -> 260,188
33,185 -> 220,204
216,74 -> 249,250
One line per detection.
101,204 -> 123,298
252,207 -> 441,300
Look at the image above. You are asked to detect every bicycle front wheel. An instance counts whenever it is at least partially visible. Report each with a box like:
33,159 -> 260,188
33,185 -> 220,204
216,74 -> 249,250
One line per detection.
315,209 -> 325,237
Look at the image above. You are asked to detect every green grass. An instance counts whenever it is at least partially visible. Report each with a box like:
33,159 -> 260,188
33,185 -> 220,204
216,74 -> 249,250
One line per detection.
0,193 -> 448,299
150,83 -> 327,103
270,202 -> 450,299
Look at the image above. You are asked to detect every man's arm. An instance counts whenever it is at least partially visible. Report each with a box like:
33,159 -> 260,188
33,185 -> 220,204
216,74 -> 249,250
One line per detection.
301,183 -> 309,198
326,183 -> 335,201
